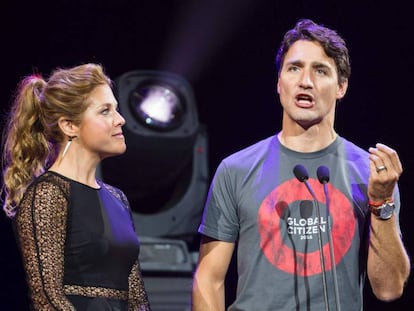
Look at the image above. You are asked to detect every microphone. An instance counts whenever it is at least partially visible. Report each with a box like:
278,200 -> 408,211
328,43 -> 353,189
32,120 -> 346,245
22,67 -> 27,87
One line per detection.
317,166 -> 330,232
293,164 -> 329,311
293,164 -> 309,182
317,165 -> 330,184
293,165 -> 319,201
317,166 -> 341,311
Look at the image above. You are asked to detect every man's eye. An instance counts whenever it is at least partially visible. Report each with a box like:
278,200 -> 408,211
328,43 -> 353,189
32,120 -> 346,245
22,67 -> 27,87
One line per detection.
316,68 -> 327,75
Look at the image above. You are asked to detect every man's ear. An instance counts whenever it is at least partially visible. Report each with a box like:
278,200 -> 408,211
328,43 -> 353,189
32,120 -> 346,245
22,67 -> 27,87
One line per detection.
336,79 -> 348,100
58,117 -> 78,138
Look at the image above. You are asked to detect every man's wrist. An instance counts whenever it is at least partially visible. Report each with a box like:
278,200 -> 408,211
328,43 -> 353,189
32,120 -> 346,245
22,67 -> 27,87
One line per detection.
368,198 -> 394,207
368,198 -> 395,220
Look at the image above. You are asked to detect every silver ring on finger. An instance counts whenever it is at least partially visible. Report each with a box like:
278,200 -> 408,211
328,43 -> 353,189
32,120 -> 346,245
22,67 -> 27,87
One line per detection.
376,165 -> 387,173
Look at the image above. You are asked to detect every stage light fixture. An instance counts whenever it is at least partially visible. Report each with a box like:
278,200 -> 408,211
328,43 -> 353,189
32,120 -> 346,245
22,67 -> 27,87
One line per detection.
100,70 -> 209,240
131,84 -> 184,131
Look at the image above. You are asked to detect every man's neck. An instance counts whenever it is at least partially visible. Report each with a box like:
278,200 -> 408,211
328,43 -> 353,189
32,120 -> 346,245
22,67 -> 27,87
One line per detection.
277,127 -> 337,152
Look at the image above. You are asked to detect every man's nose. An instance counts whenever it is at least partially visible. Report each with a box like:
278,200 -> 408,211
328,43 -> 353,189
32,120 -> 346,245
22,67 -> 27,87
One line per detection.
299,70 -> 313,89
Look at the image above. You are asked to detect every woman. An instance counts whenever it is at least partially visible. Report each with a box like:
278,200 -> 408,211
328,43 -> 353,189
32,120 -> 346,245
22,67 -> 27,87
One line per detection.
2,63 -> 150,310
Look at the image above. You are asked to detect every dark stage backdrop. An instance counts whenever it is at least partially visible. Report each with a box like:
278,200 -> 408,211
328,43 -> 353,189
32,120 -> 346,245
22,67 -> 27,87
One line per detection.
1,1 -> 413,310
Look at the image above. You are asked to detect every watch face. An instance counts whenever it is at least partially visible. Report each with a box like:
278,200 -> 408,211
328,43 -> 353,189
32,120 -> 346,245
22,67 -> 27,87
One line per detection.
380,203 -> 394,220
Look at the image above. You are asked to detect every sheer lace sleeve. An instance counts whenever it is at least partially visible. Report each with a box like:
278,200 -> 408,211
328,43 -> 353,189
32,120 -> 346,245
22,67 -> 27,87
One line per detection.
128,261 -> 150,311
15,179 -> 75,310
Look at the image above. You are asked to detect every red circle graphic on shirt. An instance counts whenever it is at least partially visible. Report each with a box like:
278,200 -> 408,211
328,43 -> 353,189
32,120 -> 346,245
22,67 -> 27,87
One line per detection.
258,178 -> 355,276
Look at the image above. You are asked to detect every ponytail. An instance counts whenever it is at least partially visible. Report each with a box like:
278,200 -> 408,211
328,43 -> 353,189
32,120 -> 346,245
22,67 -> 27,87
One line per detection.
2,75 -> 52,217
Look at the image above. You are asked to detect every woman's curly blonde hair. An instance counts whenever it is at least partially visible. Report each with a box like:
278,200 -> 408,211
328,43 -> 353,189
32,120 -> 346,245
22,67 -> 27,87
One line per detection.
1,63 -> 111,217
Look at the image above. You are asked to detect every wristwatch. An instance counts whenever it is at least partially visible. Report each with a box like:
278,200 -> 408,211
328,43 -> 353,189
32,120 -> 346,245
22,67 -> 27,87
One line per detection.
369,201 -> 395,220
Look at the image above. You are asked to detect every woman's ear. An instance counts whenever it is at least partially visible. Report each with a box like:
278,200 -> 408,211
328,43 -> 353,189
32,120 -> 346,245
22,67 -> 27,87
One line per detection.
58,117 -> 78,138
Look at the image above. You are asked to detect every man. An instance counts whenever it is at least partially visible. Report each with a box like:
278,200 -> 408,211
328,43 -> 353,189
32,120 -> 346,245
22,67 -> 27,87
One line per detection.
192,19 -> 410,311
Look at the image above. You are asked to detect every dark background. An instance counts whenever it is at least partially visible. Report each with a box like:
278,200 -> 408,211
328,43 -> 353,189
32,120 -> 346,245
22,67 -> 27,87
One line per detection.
1,0 -> 413,310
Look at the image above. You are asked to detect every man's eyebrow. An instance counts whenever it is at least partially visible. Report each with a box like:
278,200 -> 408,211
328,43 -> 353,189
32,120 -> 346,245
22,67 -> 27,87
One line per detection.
285,59 -> 303,66
312,61 -> 333,70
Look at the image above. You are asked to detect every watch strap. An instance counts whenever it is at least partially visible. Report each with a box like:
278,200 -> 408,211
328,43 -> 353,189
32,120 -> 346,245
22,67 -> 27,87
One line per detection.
369,201 -> 395,220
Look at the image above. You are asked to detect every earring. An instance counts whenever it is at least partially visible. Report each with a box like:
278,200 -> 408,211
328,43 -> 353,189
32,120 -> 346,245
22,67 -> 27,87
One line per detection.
62,136 -> 74,158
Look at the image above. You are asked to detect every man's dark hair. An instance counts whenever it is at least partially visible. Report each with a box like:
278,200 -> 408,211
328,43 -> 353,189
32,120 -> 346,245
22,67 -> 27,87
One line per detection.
275,19 -> 351,85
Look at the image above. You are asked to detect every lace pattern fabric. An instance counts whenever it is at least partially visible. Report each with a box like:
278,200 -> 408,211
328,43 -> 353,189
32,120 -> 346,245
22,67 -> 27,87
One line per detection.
16,173 -> 74,310
14,172 -> 150,310
64,285 -> 128,300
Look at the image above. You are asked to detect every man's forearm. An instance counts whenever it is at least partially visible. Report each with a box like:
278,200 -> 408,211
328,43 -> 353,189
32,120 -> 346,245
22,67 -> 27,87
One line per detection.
367,215 -> 410,301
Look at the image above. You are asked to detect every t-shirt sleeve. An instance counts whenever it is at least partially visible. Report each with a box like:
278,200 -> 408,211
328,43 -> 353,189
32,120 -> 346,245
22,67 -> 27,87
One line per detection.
199,161 -> 240,242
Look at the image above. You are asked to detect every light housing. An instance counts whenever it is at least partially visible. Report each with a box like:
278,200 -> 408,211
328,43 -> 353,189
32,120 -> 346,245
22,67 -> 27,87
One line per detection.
100,70 -> 208,240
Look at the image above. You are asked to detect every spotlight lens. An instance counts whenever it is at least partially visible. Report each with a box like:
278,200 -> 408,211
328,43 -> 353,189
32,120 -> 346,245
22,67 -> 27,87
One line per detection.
130,85 -> 184,130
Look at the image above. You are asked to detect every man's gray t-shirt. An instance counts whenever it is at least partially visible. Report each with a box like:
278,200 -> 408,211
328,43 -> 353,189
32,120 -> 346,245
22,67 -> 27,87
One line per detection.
199,135 -> 401,311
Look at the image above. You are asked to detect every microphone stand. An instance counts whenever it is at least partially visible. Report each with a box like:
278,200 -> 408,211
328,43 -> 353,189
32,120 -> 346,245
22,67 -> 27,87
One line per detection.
322,181 -> 341,311
293,164 -> 330,311
303,181 -> 329,311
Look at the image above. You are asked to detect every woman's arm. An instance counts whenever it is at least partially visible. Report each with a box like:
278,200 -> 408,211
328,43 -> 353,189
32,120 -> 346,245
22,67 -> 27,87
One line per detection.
16,181 -> 75,310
